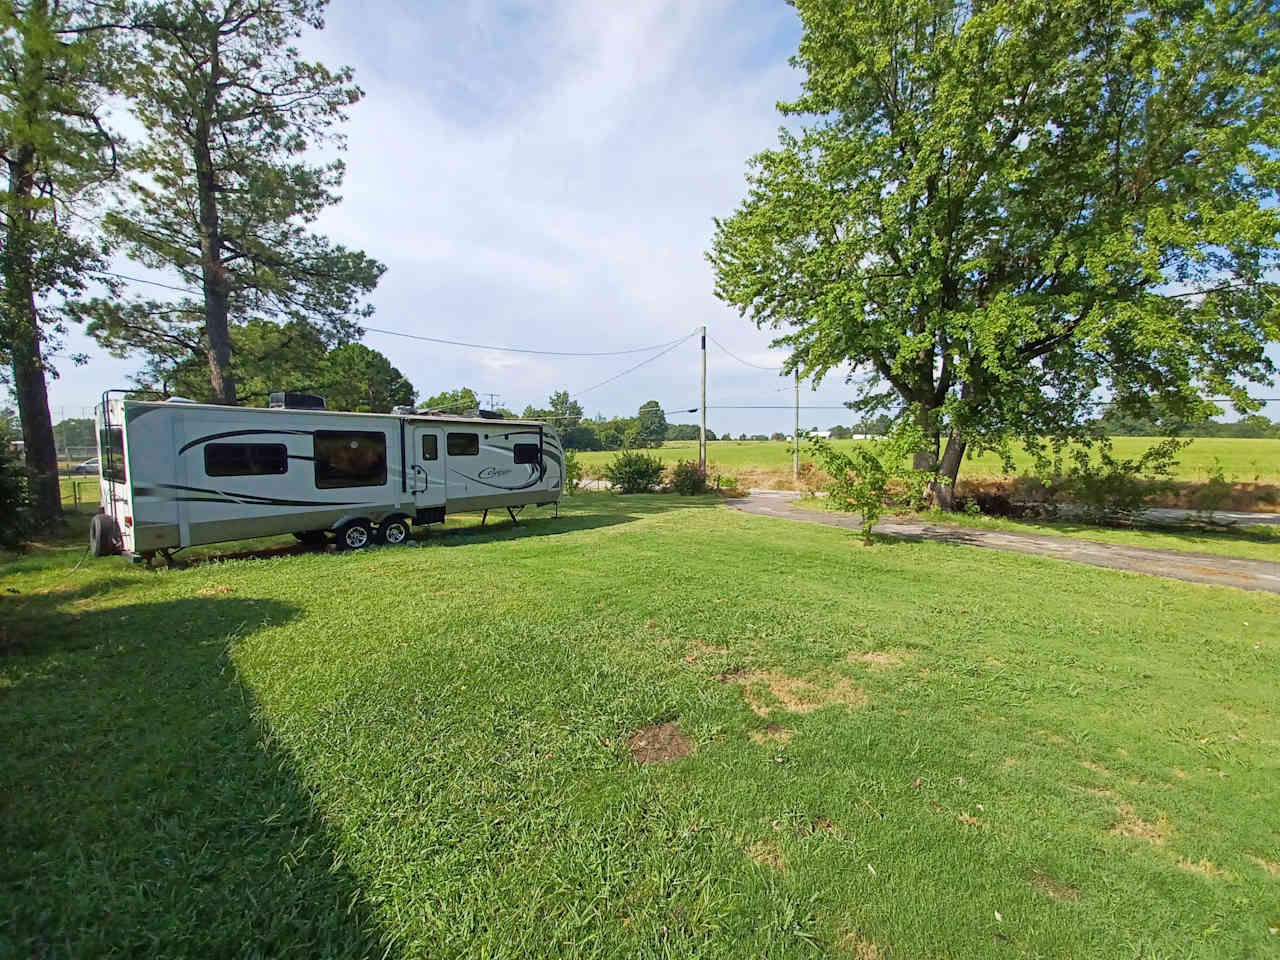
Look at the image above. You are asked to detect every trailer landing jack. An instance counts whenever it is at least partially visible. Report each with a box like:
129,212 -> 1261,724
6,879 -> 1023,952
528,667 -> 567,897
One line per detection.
479,506 -> 524,527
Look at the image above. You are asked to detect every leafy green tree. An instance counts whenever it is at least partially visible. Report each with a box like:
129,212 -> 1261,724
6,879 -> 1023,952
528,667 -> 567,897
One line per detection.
318,343 -> 414,412
52,417 -> 94,450
633,400 -> 667,448
710,0 -> 1280,507
85,0 -> 384,405
124,317 -> 329,403
0,0 -> 125,523
422,387 -> 478,414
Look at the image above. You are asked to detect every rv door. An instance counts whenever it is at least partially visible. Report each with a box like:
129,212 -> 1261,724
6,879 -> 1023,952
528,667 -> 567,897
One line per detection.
408,425 -> 447,511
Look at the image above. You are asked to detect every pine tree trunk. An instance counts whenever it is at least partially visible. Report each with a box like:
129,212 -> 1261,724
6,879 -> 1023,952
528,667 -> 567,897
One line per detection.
194,68 -> 235,404
4,150 -> 62,526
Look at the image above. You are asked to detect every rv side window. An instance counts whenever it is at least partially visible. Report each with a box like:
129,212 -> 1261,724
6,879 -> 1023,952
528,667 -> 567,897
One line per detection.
422,435 -> 438,461
204,443 -> 288,477
313,431 -> 387,489
447,432 -> 479,456
513,443 -> 540,465
99,426 -> 126,483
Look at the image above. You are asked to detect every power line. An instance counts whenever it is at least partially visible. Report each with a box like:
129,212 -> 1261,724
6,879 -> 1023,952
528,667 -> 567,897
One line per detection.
364,326 -> 693,358
92,270 -> 693,358
707,334 -> 785,372
572,331 -> 698,397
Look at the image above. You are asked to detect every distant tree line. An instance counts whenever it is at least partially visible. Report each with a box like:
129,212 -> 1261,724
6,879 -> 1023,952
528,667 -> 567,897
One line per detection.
1092,407 -> 1280,439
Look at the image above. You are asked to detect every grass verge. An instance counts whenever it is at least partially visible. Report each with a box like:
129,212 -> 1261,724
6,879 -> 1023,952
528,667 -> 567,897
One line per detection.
3,493 -> 1277,958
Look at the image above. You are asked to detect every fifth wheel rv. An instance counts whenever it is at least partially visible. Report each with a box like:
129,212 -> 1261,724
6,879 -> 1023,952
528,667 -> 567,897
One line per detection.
89,392 -> 564,562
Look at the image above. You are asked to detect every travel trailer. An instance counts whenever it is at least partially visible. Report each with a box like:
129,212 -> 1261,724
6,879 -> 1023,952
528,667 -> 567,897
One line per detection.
89,392 -> 564,562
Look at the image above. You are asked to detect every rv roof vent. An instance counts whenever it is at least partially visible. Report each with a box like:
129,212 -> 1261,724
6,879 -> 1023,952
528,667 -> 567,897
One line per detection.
166,396 -> 196,403
390,405 -> 415,415
269,392 -> 326,410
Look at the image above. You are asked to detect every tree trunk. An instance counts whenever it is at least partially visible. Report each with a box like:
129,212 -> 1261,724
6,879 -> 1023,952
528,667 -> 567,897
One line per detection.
4,150 -> 62,526
932,429 -> 967,511
194,58 -> 234,404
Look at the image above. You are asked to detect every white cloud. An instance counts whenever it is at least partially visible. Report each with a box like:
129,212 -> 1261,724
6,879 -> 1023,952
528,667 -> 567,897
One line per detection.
48,0 -> 873,434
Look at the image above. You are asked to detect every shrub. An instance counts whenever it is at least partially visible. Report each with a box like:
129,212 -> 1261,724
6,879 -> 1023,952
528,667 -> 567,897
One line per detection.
561,449 -> 582,496
604,450 -> 665,493
1040,438 -> 1185,524
808,428 -> 935,543
0,443 -> 33,550
1190,459 -> 1233,520
668,460 -> 707,495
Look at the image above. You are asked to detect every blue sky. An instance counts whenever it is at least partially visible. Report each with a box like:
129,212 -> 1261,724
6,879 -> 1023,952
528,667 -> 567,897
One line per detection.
50,0 -> 864,435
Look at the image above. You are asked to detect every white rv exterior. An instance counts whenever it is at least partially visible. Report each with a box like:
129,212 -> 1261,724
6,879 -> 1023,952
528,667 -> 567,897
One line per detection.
91,395 -> 564,560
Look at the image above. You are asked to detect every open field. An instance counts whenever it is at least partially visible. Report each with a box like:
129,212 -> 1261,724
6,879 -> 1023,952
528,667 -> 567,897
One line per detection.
577,437 -> 1280,486
3,494 -> 1277,958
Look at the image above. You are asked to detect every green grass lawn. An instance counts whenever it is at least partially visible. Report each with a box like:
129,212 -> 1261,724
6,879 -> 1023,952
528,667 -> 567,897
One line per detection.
3,494 -> 1278,958
577,437 -> 1280,484
791,497 -> 1280,563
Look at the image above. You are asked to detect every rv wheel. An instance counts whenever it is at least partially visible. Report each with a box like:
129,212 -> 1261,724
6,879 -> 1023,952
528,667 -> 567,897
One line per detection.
377,516 -> 411,546
335,519 -> 373,551
89,513 -> 121,557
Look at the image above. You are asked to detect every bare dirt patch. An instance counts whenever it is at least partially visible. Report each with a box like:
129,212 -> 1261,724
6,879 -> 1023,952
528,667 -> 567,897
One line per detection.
837,933 -> 881,959
746,839 -> 786,872
627,722 -> 693,764
1079,759 -> 1111,775
1178,857 -> 1225,879
1249,855 -> 1280,877
800,816 -> 840,837
1171,767 -> 1189,780
1031,874 -> 1082,901
1109,803 -> 1168,846
749,723 -> 794,747
957,810 -> 983,828
847,649 -> 911,671
195,584 -> 234,596
727,669 -> 866,716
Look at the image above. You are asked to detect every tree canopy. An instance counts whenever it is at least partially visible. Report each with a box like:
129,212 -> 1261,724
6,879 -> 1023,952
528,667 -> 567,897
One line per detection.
709,0 -> 1280,503
0,0 -> 124,522
421,386 -> 478,414
84,0 -> 384,404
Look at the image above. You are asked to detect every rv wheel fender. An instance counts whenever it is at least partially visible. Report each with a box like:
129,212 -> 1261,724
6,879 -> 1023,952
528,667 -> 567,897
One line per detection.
376,515 -> 411,546
335,519 -> 374,551
89,513 -> 121,557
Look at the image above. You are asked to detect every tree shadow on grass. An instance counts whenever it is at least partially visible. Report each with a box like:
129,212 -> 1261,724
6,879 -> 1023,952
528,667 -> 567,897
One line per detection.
0,591 -> 393,959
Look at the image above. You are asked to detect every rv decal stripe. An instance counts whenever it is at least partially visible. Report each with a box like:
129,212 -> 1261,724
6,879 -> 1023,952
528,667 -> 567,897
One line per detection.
448,470 -> 541,492
142,482 -> 367,508
178,429 -> 312,455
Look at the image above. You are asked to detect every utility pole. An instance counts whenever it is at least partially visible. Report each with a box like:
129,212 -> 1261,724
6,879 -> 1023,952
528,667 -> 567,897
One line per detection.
793,369 -> 799,482
699,326 -> 707,472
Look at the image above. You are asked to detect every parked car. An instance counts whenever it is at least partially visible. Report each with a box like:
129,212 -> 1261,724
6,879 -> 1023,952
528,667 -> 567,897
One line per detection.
70,457 -> 99,475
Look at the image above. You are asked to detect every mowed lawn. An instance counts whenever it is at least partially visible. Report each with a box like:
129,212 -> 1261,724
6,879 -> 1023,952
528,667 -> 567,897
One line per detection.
577,437 -> 1280,484
3,495 -> 1278,959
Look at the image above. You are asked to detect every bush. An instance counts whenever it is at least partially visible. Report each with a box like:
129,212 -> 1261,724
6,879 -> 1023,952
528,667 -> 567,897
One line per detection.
668,460 -> 707,495
808,428 -> 935,543
604,450 -> 665,493
1041,438 -> 1185,524
713,472 -> 745,497
561,449 -> 582,496
0,443 -> 33,550
1190,459 -> 1233,519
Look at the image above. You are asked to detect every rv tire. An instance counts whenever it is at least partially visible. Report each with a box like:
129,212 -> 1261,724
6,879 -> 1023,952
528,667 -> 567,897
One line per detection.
89,513 -> 121,557
335,519 -> 374,551
376,516 -> 411,546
